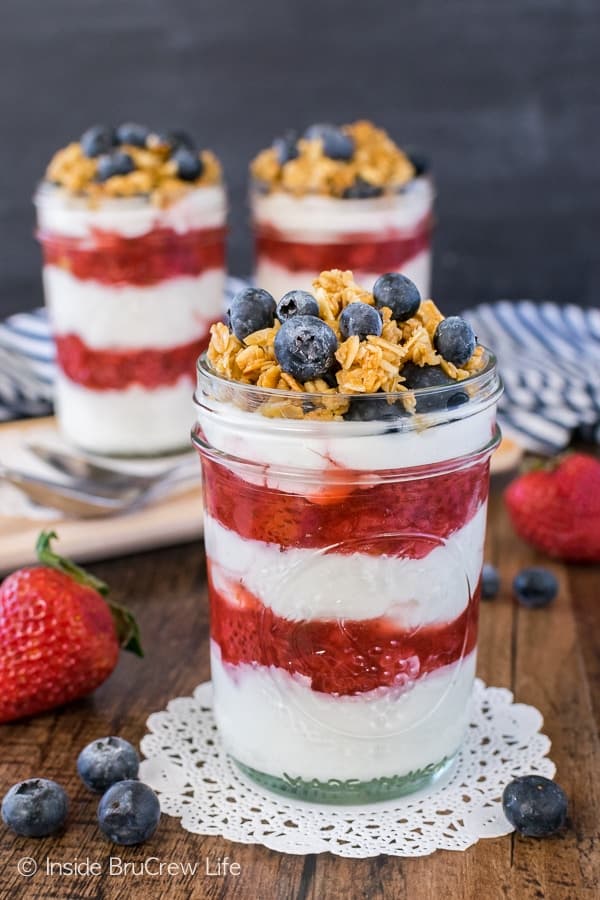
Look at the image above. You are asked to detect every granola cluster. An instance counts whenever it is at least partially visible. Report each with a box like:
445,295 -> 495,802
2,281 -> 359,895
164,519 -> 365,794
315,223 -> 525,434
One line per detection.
206,269 -> 484,419
251,121 -> 415,198
45,141 -> 221,207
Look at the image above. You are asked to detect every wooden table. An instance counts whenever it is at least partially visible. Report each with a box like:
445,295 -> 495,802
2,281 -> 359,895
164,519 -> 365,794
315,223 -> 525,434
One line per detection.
0,486 -> 599,900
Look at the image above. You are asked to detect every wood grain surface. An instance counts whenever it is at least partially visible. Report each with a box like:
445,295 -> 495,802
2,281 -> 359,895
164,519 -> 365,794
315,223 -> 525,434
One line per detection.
0,487 -> 598,900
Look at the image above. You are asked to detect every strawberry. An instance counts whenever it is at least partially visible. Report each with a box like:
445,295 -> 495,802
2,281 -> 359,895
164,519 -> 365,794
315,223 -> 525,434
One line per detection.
0,532 -> 142,724
505,453 -> 600,562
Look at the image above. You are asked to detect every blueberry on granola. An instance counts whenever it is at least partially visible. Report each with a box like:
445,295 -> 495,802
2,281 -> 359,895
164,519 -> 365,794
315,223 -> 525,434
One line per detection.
401,362 -> 468,413
274,315 -> 338,381
433,317 -> 476,367
273,131 -> 299,165
228,287 -> 276,341
81,125 -> 117,158
339,302 -> 382,341
96,151 -> 135,182
115,122 -> 150,147
276,290 -> 319,322
342,177 -> 383,199
303,124 -> 354,161
173,147 -> 203,181
344,395 -> 407,422
373,273 -> 421,322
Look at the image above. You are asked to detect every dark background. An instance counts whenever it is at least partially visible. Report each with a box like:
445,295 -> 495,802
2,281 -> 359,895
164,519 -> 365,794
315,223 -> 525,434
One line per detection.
1,0 -> 599,318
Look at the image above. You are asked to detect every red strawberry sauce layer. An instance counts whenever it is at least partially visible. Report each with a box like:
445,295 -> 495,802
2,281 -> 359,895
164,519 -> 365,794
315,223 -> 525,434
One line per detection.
40,225 -> 226,286
209,566 -> 480,696
56,332 -> 213,391
201,455 -> 490,556
255,217 -> 431,274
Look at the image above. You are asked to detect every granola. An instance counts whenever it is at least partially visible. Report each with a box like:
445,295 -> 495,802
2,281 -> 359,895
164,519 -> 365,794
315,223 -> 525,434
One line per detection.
251,121 -> 416,198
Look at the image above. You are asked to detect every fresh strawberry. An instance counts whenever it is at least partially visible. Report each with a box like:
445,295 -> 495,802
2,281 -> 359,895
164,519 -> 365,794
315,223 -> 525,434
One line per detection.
505,453 -> 600,562
0,532 -> 142,724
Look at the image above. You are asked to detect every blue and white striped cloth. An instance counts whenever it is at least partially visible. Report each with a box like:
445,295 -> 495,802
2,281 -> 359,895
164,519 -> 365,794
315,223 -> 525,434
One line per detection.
1,288 -> 599,454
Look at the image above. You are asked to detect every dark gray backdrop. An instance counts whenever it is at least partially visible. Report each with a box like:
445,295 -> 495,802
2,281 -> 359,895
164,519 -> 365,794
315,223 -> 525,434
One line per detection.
2,0 -> 599,318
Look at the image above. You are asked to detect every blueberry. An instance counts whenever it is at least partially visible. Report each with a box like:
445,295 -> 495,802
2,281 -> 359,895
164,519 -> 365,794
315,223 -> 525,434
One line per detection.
173,147 -> 204,181
273,130 -> 299,164
342,177 -> 383,199
401,362 -> 468,413
227,287 -> 276,340
2,778 -> 68,837
406,148 -> 431,177
97,780 -> 160,846
373,273 -> 421,322
96,151 -> 135,182
513,567 -> 558,608
344,396 -> 407,422
169,129 -> 196,150
146,130 -> 195,152
276,290 -> 319,322
482,563 -> 500,600
434,317 -> 477,367
303,123 -> 354,160
339,302 -> 382,341
502,775 -> 567,837
80,124 -> 117,158
274,315 -> 338,382
77,736 -> 140,793
115,122 -> 150,147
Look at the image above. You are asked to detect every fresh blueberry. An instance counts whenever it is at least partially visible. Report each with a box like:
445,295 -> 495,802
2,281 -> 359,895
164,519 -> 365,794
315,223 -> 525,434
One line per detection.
146,130 -> 195,152
227,287 -> 276,340
342,177 -> 383,199
1,778 -> 68,837
406,148 -> 431,177
339,302 -> 382,341
401,362 -> 468,413
344,395 -> 407,422
434,316 -> 477,367
169,129 -> 196,150
173,147 -> 204,181
482,563 -> 501,600
513,567 -> 558,608
502,775 -> 567,837
276,290 -> 319,322
80,124 -> 117,158
303,123 -> 354,160
373,273 -> 421,322
97,780 -> 160,846
115,122 -> 150,147
96,151 -> 135,182
273,130 -> 299,164
274,315 -> 338,382
77,737 -> 140,793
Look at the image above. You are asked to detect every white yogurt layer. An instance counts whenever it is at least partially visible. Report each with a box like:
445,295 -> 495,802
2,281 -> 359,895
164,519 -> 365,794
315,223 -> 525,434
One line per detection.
254,249 -> 431,304
55,373 -> 195,455
198,399 -> 497,481
36,183 -> 227,239
252,177 -> 434,240
211,642 -> 475,781
205,502 -> 486,625
44,266 -> 225,349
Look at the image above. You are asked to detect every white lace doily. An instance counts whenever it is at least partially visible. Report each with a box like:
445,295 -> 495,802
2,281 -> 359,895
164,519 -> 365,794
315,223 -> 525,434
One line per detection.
139,679 -> 555,858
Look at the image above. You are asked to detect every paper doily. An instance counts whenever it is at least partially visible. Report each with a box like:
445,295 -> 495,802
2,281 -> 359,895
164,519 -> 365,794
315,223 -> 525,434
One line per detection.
139,679 -> 555,858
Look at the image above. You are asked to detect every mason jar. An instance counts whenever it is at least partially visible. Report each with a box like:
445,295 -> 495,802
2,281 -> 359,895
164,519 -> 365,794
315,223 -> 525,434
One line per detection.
193,352 -> 502,804
35,182 -> 227,456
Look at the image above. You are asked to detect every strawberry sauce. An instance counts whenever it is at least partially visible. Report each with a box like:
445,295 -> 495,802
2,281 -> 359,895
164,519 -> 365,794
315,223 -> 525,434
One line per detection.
201,455 -> 490,555
56,332 -> 213,390
255,217 -> 432,274
209,565 -> 480,696
40,225 -> 226,286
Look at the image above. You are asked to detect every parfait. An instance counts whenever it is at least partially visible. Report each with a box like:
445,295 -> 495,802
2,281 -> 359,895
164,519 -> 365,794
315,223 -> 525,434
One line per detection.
193,269 -> 502,804
36,123 -> 227,455
251,121 -> 433,300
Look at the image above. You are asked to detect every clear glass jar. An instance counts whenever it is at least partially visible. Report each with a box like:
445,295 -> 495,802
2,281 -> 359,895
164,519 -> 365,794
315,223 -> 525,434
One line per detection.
251,174 -> 434,301
193,353 -> 502,804
35,183 -> 227,456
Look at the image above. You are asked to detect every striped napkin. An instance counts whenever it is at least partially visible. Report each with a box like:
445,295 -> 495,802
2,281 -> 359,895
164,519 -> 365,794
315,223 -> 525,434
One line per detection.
1,288 -> 599,454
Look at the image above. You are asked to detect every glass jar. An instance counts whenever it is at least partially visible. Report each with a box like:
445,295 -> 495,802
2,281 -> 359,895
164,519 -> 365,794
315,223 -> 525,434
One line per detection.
35,183 -> 227,456
193,353 -> 502,804
251,173 -> 434,301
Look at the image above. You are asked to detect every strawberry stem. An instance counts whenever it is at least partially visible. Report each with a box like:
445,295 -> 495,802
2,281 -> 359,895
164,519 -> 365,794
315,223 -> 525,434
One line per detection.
35,531 -> 143,657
